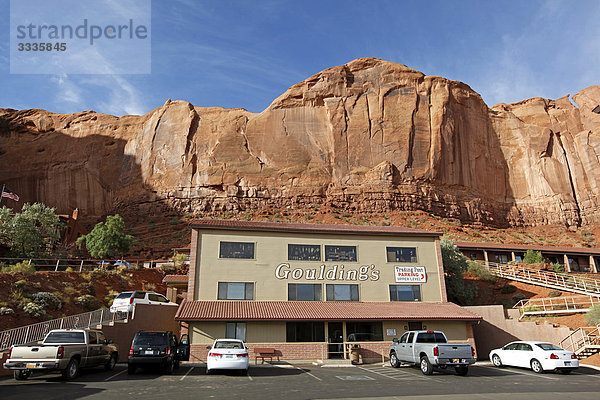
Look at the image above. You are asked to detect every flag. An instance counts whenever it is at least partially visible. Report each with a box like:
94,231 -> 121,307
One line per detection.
1,187 -> 19,202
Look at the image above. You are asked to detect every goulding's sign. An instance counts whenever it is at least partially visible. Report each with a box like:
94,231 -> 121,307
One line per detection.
275,263 -> 380,281
395,266 -> 427,283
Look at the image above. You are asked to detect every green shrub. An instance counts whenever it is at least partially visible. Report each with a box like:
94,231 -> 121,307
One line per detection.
551,263 -> 564,273
467,261 -> 497,283
23,302 -> 46,318
74,295 -> 99,311
500,284 -> 517,294
0,301 -> 8,307
31,292 -> 62,310
80,282 -> 96,296
13,279 -> 27,288
0,307 -> 14,315
65,267 -> 73,272
160,263 -> 177,275
585,304 -> 600,325
547,290 -> 562,298
1,260 -> 35,274
522,250 -> 544,264
523,305 -> 543,313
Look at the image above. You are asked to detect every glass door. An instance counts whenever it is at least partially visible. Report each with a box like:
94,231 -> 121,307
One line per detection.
327,322 -> 344,359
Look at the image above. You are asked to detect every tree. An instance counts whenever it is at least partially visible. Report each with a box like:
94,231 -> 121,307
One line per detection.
522,249 -> 544,264
441,238 -> 477,305
0,203 -> 63,257
76,214 -> 134,259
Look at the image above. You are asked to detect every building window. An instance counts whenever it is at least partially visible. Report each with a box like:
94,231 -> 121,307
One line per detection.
286,322 -> 325,342
324,245 -> 357,262
288,244 -> 321,261
408,321 -> 423,331
226,322 -> 246,341
346,321 -> 383,341
386,247 -> 417,263
219,241 -> 255,259
389,285 -> 421,301
326,284 -> 359,301
469,253 -> 478,261
288,284 -> 322,301
217,282 -> 254,300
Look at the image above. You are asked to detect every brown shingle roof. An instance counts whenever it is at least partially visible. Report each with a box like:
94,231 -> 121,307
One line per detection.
190,219 -> 441,237
456,241 -> 600,256
162,274 -> 188,283
174,300 -> 481,321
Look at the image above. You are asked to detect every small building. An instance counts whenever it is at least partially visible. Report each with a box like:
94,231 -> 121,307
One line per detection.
163,274 -> 189,303
175,220 -> 481,363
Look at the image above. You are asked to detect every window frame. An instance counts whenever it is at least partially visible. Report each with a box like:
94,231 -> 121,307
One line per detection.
225,322 -> 247,341
325,284 -> 359,301
218,241 -> 256,260
217,282 -> 255,300
386,246 -> 418,263
286,321 -> 325,342
287,244 -> 322,262
288,283 -> 322,301
389,284 -> 422,302
324,245 -> 358,262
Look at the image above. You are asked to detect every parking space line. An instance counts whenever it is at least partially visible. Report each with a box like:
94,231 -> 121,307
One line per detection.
295,367 -> 322,381
248,373 -> 253,381
180,367 -> 194,381
104,369 -> 127,382
478,365 -> 558,380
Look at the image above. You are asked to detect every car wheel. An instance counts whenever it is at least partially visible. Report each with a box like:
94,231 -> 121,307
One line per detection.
455,366 -> 468,376
492,354 -> 503,367
62,358 -> 80,380
390,352 -> 400,368
127,363 -> 136,375
174,360 -> 180,370
559,369 -> 572,375
14,370 -> 31,380
205,368 -> 211,375
531,359 -> 544,374
104,353 -> 118,371
420,355 -> 433,375
165,360 -> 174,375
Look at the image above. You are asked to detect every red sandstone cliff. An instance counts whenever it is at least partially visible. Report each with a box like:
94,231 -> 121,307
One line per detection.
1,58 -> 599,227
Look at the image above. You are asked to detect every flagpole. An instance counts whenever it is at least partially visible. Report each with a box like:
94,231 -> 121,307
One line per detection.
0,184 -> 4,207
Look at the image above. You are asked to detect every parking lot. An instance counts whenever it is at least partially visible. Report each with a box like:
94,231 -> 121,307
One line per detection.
1,362 -> 599,400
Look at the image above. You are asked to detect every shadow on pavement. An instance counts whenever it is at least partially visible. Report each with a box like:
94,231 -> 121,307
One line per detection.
1,383 -> 104,400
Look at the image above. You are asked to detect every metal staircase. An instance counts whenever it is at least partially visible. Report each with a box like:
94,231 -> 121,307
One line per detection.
485,262 -> 600,297
559,325 -> 600,359
0,308 -> 126,352
513,295 -> 600,319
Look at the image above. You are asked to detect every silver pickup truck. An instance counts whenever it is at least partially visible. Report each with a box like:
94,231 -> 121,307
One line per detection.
389,330 -> 475,375
4,329 -> 118,380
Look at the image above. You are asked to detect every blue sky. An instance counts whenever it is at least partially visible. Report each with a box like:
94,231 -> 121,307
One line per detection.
0,0 -> 599,116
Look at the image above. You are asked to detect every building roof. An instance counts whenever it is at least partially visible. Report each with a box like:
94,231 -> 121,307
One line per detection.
174,300 -> 481,321
190,219 -> 441,237
456,241 -> 600,256
162,274 -> 189,284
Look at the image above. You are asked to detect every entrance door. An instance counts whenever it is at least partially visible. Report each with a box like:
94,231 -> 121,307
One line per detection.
327,322 -> 344,359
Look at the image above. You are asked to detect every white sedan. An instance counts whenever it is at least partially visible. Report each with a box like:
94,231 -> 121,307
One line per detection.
206,339 -> 249,375
489,341 -> 579,374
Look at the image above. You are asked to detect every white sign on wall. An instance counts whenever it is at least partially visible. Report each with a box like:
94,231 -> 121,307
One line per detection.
395,266 -> 427,283
386,328 -> 397,337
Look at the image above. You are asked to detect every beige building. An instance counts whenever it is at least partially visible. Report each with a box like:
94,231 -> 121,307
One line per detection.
176,220 -> 481,363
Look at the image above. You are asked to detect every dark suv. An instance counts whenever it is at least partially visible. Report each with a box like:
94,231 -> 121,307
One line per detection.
128,331 -> 187,374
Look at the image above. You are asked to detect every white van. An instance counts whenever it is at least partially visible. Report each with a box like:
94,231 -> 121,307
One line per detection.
110,291 -> 178,313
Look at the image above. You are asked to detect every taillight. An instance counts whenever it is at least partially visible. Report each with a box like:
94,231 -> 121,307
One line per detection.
209,353 -> 222,358
433,346 -> 439,356
165,347 -> 171,356
7,347 -> 11,360
57,346 -> 64,359
571,354 -> 578,359
129,347 -> 134,356
550,353 -> 559,359
130,297 -> 134,304
472,346 -> 475,357
237,353 -> 249,358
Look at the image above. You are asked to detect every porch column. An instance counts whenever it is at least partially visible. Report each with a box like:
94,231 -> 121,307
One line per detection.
511,252 -> 516,262
590,255 -> 598,274
483,250 -> 489,267
563,254 -> 572,273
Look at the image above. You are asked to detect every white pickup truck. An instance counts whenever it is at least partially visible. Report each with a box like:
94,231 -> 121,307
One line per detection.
3,329 -> 118,380
389,330 -> 476,375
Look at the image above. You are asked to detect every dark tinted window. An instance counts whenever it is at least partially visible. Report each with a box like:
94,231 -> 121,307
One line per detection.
399,333 -> 409,343
517,343 -> 532,351
288,284 -> 322,301
44,332 -> 85,344
148,293 -> 160,302
219,242 -> 255,259
389,285 -> 421,301
346,322 -> 383,341
324,245 -> 357,262
133,291 -> 146,299
88,331 -> 98,344
288,244 -> 321,261
416,332 -> 447,343
408,322 -> 423,331
97,332 -> 107,343
116,292 -> 133,299
326,284 -> 359,301
133,332 -> 168,346
386,247 -> 417,262
286,322 -> 325,342
536,343 -> 563,351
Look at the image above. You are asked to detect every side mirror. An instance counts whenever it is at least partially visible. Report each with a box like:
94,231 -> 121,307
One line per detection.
245,346 -> 249,350
392,338 -> 399,344
206,346 -> 212,350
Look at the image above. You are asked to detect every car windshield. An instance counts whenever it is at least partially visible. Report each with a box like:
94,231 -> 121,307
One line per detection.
134,333 -> 167,346
44,331 -> 85,343
535,343 -> 564,351
116,292 -> 133,299
214,341 -> 243,349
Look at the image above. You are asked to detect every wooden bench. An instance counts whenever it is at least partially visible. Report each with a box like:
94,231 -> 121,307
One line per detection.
254,348 -> 279,364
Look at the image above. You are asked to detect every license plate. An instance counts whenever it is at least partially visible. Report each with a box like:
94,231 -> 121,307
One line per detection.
144,350 -> 154,355
452,359 -> 460,363
564,362 -> 571,366
225,355 -> 234,359
26,363 -> 36,369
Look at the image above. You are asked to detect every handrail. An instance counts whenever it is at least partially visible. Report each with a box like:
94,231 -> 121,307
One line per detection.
513,294 -> 600,318
0,307 -> 126,352
560,325 -> 600,354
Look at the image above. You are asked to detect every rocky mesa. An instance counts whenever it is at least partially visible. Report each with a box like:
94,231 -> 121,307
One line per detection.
1,58 -> 600,227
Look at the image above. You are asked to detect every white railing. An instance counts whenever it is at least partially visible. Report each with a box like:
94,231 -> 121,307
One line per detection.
514,295 -> 600,318
0,308 -> 126,352
486,262 -> 600,297
0,257 -> 142,272
560,325 -> 600,355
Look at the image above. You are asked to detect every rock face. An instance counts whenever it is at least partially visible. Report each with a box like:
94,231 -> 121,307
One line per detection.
1,58 -> 600,227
